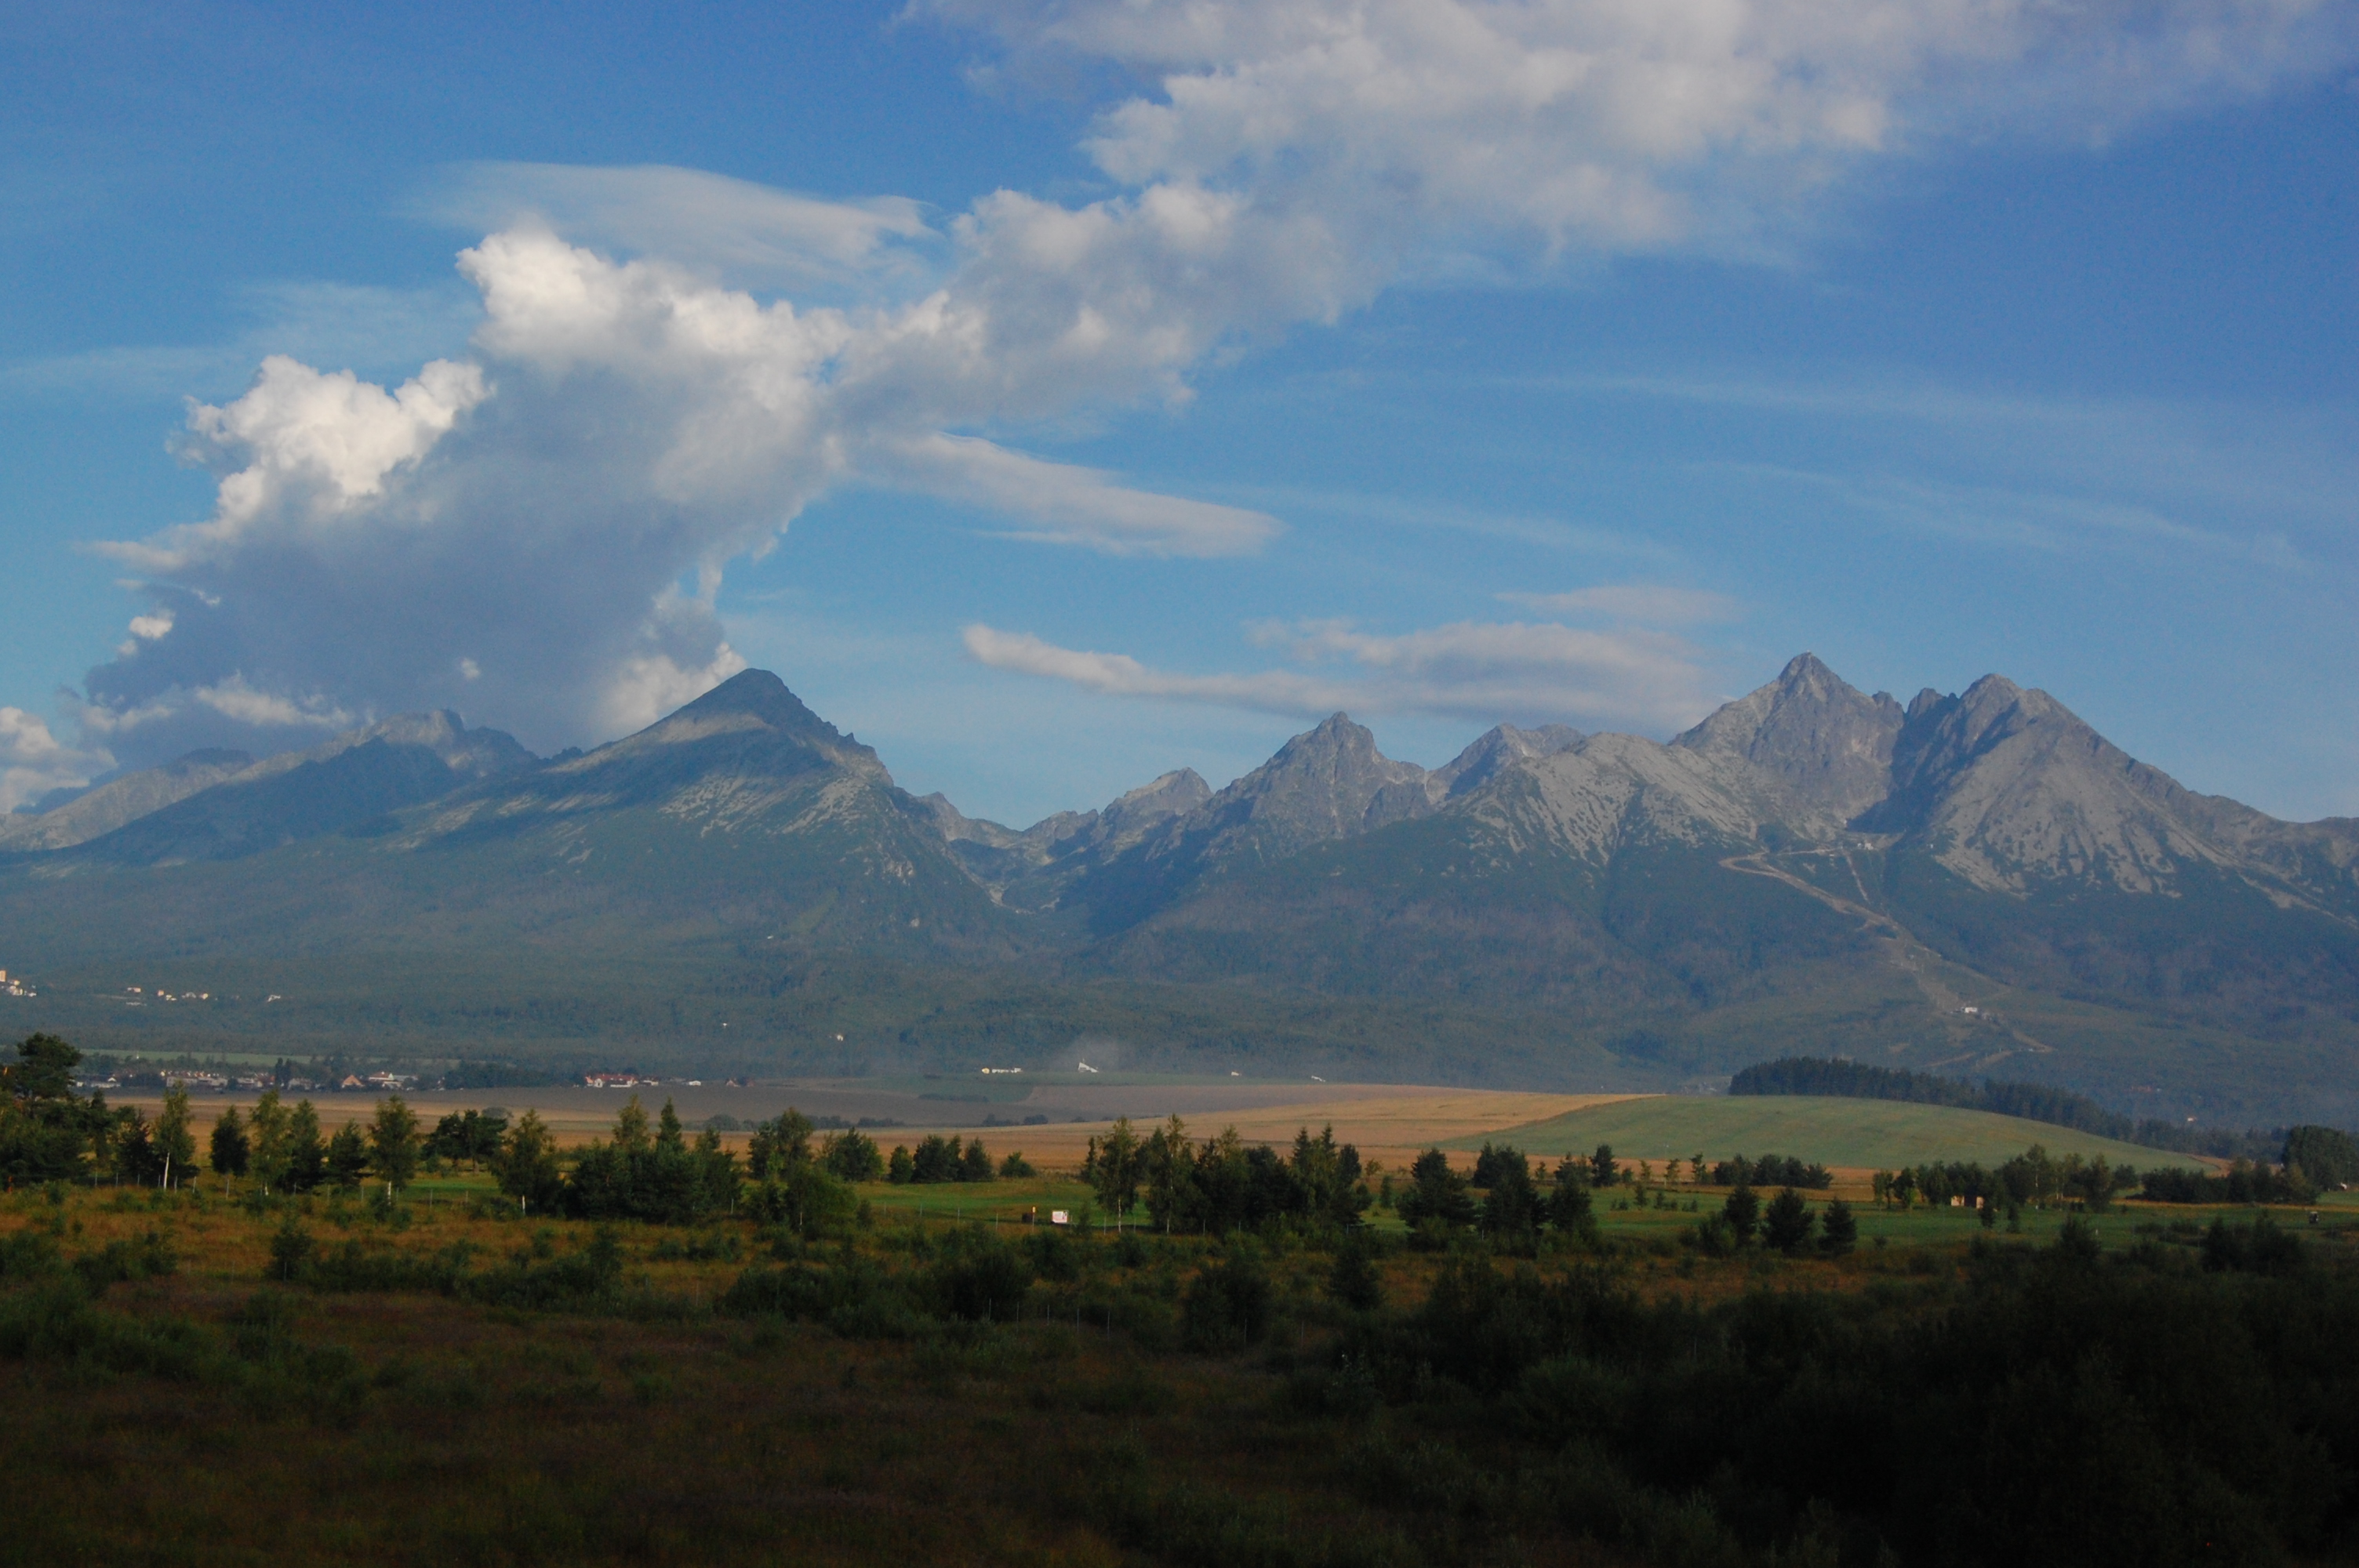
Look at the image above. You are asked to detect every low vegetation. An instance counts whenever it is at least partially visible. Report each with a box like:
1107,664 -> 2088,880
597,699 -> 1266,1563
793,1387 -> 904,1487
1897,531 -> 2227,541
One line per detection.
9,1030 -> 2359,1565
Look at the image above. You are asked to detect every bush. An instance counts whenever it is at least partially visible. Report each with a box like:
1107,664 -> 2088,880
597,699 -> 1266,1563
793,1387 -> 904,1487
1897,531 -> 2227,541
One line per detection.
269,1221 -> 316,1282
1181,1243 -> 1273,1352
2201,1216 -> 2305,1276
1327,1234 -> 1383,1312
722,1258 -> 927,1340
927,1229 -> 1032,1322
820,1129 -> 884,1183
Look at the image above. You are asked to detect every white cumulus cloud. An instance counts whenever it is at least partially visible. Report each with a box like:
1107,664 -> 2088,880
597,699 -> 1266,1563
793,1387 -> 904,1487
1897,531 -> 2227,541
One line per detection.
941,0 -> 2353,265
80,220 -> 1282,764
65,1 -> 2354,766
0,708 -> 113,816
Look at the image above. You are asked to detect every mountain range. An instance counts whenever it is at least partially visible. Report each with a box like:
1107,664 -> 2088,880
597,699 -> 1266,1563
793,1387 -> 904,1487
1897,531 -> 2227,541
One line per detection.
4,655 -> 2354,1123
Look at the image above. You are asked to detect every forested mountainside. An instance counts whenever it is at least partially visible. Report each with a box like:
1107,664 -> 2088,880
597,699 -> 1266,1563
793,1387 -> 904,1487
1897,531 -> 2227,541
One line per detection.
5,658 -> 2354,1123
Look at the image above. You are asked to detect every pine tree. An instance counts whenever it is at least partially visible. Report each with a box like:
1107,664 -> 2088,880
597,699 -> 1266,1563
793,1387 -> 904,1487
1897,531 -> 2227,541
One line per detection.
1762,1187 -> 1815,1254
209,1105 -> 251,1179
285,1101 -> 326,1192
325,1122 -> 370,1190
1821,1198 -> 1859,1255
1723,1185 -> 1761,1246
613,1094 -> 652,1154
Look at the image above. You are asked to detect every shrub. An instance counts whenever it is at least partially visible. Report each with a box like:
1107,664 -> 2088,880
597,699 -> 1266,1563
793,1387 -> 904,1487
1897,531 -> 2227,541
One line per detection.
1181,1243 -> 1273,1352
927,1230 -> 1033,1322
2201,1216 -> 2305,1276
1327,1234 -> 1384,1312
269,1222 -> 316,1282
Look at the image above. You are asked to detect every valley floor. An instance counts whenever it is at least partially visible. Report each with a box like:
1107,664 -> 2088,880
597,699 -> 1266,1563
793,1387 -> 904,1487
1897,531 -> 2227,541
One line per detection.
3,1173 -> 2354,1566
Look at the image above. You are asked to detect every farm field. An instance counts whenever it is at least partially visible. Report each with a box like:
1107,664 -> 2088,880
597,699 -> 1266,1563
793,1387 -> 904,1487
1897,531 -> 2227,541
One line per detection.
122,1080 -> 1619,1168
1459,1093 -> 2207,1174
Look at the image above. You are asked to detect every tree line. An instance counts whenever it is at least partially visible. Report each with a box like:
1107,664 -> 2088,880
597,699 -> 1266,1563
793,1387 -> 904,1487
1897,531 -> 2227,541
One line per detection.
884,1132 -> 1030,1185
1730,1053 -> 2344,1163
3,1033 -> 445,1194
1081,1116 -> 1371,1235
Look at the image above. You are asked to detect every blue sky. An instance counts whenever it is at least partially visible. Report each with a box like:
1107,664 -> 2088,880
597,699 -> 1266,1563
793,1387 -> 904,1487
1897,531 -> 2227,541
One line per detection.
4,1 -> 2355,826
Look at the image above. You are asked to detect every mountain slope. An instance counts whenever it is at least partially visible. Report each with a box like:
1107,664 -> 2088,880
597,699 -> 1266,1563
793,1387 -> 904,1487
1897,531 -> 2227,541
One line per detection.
921,768 -> 1212,913
0,672 -> 1024,966
0,749 -> 255,851
19,713 -> 533,868
1066,713 -> 1436,931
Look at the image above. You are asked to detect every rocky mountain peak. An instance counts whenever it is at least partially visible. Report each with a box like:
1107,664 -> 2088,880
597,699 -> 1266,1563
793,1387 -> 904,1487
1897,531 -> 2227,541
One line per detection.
677,668 -> 825,728
594,669 -> 885,783
1101,768 -> 1211,840
1434,723 -> 1584,799
1215,713 -> 1429,837
1675,652 -> 1903,828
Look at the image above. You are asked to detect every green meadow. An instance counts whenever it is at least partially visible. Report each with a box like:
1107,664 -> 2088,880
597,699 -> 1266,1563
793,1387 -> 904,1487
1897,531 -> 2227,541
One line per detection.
1457,1092 -> 2206,1172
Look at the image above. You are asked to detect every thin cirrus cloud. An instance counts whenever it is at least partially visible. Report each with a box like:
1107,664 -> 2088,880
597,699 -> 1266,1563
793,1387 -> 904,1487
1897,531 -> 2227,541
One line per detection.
62,1 -> 2355,769
1498,586 -> 1741,624
965,615 -> 1724,733
423,163 -> 940,294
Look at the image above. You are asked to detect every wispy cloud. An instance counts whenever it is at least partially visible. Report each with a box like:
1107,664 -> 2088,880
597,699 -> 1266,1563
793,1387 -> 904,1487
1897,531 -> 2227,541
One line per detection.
421,163 -> 940,295
1499,585 -> 1739,624
1717,462 -> 2310,571
885,434 -> 1279,557
966,613 -> 1722,732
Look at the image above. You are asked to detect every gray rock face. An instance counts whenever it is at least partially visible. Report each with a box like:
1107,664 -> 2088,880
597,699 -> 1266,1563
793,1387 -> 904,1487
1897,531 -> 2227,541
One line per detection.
1852,673 -> 2359,907
395,668 -> 904,846
1100,768 -> 1214,848
1199,713 -> 1435,856
1674,652 -> 1903,833
922,768 -> 1213,909
1433,723 -> 1585,800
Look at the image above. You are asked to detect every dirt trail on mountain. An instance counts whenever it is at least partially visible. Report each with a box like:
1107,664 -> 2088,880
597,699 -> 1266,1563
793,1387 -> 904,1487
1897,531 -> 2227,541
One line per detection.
1719,849 -> 2054,1061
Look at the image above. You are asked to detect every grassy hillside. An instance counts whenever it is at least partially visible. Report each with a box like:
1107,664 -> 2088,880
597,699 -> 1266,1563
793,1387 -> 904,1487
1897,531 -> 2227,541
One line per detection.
1456,1093 -> 2206,1171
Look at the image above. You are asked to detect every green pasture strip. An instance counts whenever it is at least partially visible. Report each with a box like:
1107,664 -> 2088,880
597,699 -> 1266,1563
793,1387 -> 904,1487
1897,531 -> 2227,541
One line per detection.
1591,1191 -> 2359,1250
855,1176 -> 1099,1226
1454,1094 -> 2207,1172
